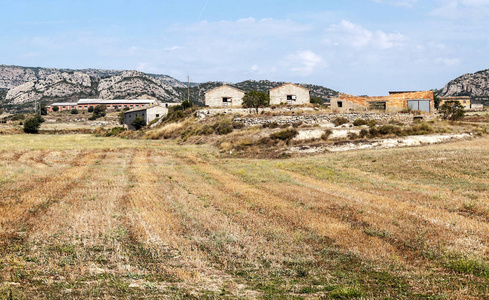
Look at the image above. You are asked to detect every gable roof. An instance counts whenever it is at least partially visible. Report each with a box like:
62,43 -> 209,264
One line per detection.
205,84 -> 245,94
269,83 -> 309,92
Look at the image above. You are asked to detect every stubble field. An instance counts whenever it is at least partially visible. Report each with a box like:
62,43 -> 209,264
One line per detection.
0,134 -> 488,299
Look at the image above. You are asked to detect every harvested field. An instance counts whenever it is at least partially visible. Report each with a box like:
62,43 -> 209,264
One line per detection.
0,134 -> 488,298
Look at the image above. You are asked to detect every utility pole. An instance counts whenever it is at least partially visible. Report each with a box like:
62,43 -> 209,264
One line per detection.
187,76 -> 190,105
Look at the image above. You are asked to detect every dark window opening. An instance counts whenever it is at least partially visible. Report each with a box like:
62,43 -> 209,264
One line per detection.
369,102 -> 386,110
222,97 -> 231,107
156,114 -> 159,118
337,101 -> 343,108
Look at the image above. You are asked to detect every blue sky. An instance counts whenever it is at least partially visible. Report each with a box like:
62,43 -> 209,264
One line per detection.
1,0 -> 488,95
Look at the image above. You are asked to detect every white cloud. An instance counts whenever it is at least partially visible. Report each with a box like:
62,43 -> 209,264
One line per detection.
286,50 -> 324,75
327,20 -> 405,49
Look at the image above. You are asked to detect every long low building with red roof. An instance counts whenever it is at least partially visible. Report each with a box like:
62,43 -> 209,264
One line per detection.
46,99 -> 157,111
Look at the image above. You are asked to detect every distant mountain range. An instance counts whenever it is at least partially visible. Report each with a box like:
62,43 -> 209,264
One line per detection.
0,65 -> 339,112
1,64 -> 488,112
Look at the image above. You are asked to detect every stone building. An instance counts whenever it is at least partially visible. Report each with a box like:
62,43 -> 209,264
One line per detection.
438,96 -> 471,109
123,106 -> 169,130
205,85 -> 245,107
47,99 -> 157,112
269,83 -> 310,105
330,91 -> 435,113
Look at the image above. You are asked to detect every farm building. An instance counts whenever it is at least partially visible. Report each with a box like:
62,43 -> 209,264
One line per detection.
438,96 -> 471,109
47,99 -> 157,112
123,106 -> 169,130
330,91 -> 435,113
205,85 -> 245,107
269,83 -> 310,105
47,102 -> 78,111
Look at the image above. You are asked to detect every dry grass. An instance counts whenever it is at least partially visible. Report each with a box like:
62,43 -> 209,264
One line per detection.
0,134 -> 488,298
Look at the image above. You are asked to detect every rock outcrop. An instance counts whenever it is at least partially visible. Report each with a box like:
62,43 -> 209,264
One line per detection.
438,69 -> 489,99
97,71 -> 181,101
4,70 -> 182,105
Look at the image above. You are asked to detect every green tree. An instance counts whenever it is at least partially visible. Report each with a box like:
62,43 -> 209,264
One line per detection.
132,116 -> 146,130
93,104 -> 107,116
181,100 -> 193,110
23,117 -> 41,133
87,106 -> 94,113
310,96 -> 324,105
118,112 -> 125,125
433,94 -> 441,110
439,100 -> 465,121
52,106 -> 59,112
40,103 -> 47,115
71,108 -> 79,114
242,90 -> 270,114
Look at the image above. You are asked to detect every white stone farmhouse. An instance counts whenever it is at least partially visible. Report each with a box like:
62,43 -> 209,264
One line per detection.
269,83 -> 310,105
205,85 -> 245,107
123,106 -> 169,130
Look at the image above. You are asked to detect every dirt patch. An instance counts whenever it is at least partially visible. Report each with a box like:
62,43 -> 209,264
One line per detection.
288,133 -> 473,154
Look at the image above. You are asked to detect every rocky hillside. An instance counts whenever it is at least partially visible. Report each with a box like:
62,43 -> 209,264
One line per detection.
2,70 -> 185,111
0,65 -> 187,90
176,80 -> 338,105
0,65 -> 339,112
438,69 -> 489,104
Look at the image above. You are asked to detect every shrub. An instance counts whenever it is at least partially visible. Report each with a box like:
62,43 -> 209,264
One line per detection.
321,129 -> 333,140
332,117 -> 349,126
310,96 -> 324,105
33,114 -> 45,123
71,109 -> 79,114
353,119 -> 368,126
52,106 -> 59,112
347,132 -> 359,140
404,123 -> 433,135
181,100 -> 193,110
270,128 -> 298,141
197,124 -> 214,135
359,128 -> 369,138
212,118 -> 234,135
123,107 -> 130,111
232,121 -> 245,129
367,119 -> 378,127
23,117 -> 41,133
378,125 -> 400,135
87,106 -> 94,113
439,100 -> 465,121
292,121 -> 303,128
132,116 -> 146,130
369,127 -> 380,138
11,113 -> 25,121
105,127 -> 126,137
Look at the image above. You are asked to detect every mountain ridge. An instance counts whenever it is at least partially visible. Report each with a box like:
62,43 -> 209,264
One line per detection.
0,65 -> 340,112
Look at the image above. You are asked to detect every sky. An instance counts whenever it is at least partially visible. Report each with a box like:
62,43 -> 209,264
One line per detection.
1,0 -> 488,95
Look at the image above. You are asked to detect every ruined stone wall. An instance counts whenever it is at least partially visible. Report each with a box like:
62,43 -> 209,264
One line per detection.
234,113 -> 436,126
